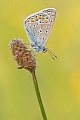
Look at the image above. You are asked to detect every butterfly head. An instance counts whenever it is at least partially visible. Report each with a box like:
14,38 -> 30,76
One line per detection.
42,47 -> 47,53
31,44 -> 47,53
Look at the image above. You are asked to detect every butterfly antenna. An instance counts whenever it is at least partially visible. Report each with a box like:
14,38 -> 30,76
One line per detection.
47,48 -> 57,60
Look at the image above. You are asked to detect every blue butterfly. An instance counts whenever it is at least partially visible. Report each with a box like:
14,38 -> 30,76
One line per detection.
24,8 -> 57,59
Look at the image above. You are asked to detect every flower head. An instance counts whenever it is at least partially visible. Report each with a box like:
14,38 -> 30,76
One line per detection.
9,38 -> 37,73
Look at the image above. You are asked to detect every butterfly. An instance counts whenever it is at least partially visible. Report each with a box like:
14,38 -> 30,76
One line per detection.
24,8 -> 57,59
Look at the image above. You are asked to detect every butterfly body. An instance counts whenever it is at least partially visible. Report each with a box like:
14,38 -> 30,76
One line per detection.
24,8 -> 56,53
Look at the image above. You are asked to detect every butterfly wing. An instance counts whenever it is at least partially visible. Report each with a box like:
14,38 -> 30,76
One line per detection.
24,8 -> 56,52
41,8 -> 56,46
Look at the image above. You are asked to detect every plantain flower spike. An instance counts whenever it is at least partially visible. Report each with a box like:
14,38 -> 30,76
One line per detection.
9,38 -> 37,73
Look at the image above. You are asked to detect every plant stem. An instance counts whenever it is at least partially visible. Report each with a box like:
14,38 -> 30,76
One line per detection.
32,71 -> 47,120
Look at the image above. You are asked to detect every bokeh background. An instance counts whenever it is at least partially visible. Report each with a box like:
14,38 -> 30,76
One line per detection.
0,0 -> 80,120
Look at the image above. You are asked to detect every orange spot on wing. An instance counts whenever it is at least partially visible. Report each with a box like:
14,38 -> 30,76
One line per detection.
45,19 -> 49,23
41,16 -> 44,19
31,19 -> 35,22
35,17 -> 39,21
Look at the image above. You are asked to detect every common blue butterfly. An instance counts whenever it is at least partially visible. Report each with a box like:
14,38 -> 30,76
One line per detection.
24,8 -> 56,58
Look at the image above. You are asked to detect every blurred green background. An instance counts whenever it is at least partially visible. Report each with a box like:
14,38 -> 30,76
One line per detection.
0,0 -> 80,120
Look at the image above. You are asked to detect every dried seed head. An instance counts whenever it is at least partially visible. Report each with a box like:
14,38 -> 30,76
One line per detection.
9,38 -> 37,73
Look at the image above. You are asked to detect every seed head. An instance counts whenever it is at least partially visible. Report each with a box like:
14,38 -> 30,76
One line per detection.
9,38 -> 37,73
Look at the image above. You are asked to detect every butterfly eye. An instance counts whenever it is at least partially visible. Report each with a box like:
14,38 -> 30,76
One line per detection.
42,47 -> 47,53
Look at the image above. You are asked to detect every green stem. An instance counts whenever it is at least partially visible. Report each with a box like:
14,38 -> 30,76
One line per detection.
32,71 -> 47,120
